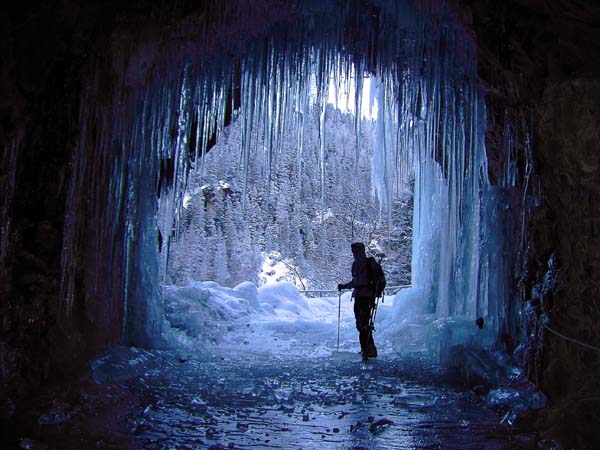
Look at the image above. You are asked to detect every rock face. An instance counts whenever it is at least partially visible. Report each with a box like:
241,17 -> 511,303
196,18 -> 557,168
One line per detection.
1,0 -> 600,448
1,3 -> 295,437
532,78 -> 600,447
463,1 -> 600,447
1,1 -> 90,417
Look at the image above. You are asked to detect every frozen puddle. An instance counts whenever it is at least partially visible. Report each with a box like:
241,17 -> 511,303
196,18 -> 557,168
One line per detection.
113,293 -> 538,449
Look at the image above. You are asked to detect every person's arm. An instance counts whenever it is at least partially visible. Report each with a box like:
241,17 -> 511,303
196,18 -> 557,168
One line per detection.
338,279 -> 356,291
338,262 -> 357,291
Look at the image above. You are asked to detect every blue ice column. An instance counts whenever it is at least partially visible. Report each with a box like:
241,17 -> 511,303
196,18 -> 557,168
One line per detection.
123,113 -> 162,347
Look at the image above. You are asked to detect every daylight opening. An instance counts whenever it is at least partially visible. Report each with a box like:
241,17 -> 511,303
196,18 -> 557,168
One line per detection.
164,66 -> 413,293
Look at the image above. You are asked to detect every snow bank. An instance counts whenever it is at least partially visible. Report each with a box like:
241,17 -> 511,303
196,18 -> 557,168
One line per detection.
161,281 -> 263,349
163,281 -> 260,325
161,280 -> 312,348
161,279 -> 498,358
160,280 -> 508,376
233,281 -> 261,310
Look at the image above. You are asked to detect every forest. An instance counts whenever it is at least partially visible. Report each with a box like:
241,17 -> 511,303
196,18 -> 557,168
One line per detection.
165,103 -> 414,290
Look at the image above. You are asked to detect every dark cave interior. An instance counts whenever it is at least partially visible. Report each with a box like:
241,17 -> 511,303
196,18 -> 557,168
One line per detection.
1,1 -> 600,448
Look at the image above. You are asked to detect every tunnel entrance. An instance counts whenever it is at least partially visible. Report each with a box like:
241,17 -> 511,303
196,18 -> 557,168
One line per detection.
59,0 -> 522,362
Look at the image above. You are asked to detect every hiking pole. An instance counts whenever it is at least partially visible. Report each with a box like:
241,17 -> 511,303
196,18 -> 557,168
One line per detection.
367,283 -> 384,345
369,282 -> 381,331
368,296 -> 379,335
337,291 -> 342,352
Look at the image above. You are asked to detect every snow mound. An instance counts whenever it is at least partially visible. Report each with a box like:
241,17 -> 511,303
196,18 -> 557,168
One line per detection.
161,280 -> 314,349
163,281 -> 260,326
257,282 -> 309,318
162,281 -> 265,348
233,281 -> 261,310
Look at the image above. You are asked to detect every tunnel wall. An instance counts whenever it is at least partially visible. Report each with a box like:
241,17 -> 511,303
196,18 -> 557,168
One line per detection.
461,0 -> 600,446
0,0 -> 308,421
0,0 -> 270,418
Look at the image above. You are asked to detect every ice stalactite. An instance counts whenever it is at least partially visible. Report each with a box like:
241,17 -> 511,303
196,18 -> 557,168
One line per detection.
61,64 -> 165,346
378,1 -> 517,357
366,3 -> 479,317
47,0 -> 528,352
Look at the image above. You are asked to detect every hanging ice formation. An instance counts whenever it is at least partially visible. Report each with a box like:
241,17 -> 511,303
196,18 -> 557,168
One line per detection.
26,0 -> 530,351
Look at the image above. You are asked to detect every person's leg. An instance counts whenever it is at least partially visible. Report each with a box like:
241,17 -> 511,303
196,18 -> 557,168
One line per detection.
365,297 -> 377,357
366,332 -> 377,357
354,298 -> 371,353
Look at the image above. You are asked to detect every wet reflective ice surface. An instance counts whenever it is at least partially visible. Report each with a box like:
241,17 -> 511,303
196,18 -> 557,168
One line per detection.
127,349 -> 537,450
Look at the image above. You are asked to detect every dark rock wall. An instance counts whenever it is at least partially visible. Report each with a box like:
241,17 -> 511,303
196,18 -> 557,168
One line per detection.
1,1 -> 93,418
462,0 -> 600,447
534,78 -> 600,447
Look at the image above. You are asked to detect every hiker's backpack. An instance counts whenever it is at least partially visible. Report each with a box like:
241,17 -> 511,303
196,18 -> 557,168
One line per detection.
367,257 -> 386,297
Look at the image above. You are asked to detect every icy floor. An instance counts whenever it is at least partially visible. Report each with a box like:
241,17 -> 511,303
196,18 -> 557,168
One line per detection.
116,294 -> 538,450
127,352 -> 537,450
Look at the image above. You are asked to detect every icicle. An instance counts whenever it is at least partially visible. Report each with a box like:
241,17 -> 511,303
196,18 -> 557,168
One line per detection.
319,87 -> 327,220
354,60 -> 364,170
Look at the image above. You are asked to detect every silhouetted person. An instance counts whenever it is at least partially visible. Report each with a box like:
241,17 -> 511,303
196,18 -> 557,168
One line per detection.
338,242 -> 378,360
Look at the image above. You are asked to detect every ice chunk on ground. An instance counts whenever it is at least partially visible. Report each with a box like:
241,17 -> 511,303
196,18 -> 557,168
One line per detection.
486,386 -> 548,414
